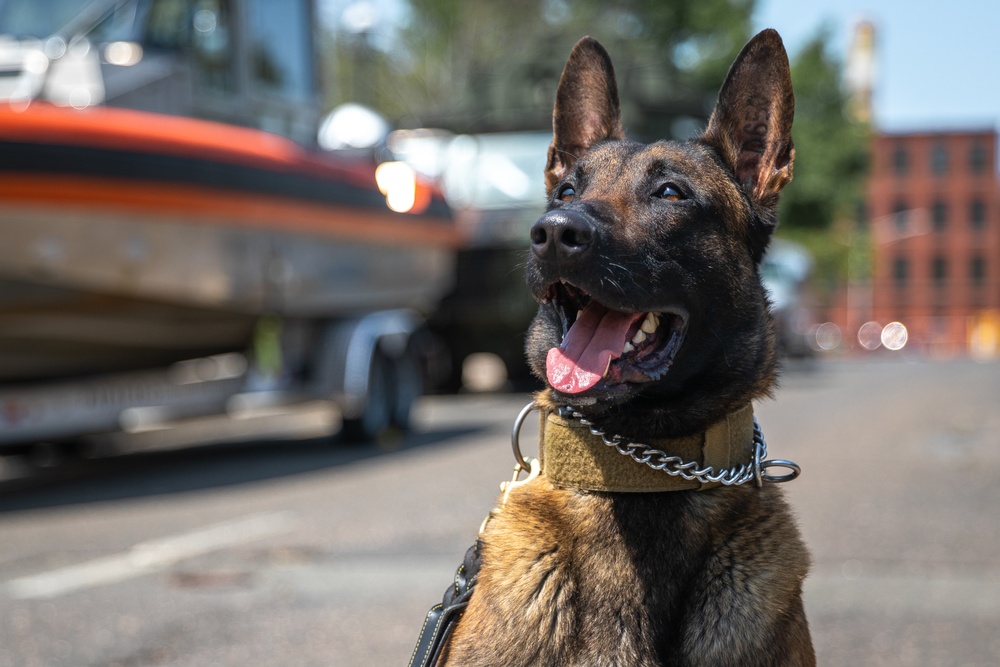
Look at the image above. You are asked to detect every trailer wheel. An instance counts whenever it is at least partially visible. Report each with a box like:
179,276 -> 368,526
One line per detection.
391,345 -> 423,431
341,348 -> 393,443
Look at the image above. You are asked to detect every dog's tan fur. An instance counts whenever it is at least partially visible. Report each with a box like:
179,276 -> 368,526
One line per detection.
441,30 -> 814,666
449,474 -> 811,666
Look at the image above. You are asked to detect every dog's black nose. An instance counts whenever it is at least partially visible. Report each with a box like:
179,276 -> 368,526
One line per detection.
530,210 -> 596,263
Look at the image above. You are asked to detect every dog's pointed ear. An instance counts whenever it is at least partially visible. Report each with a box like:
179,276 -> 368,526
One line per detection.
702,29 -> 795,209
545,37 -> 625,193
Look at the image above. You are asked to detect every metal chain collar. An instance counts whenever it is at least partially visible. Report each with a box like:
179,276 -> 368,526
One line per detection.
511,402 -> 800,488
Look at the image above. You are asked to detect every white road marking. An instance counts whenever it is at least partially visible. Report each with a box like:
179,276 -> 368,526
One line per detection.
4,511 -> 298,600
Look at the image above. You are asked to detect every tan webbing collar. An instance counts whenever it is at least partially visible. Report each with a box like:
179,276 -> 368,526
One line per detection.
539,404 -> 756,492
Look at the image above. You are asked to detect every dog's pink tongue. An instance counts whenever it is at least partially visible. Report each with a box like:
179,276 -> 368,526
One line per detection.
546,302 -> 644,394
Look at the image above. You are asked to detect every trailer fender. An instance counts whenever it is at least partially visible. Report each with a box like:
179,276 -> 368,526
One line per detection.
311,309 -> 422,420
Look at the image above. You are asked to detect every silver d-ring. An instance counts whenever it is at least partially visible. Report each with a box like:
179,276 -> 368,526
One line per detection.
511,401 -> 537,471
753,439 -> 764,488
760,459 -> 801,483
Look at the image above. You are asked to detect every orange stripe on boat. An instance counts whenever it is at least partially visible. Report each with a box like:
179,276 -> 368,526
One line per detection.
0,174 -> 461,248
0,103 -> 374,184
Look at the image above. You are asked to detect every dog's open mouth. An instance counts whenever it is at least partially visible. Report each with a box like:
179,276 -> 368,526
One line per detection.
543,282 -> 688,395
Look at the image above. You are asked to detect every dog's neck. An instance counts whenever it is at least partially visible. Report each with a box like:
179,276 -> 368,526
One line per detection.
538,403 -> 756,492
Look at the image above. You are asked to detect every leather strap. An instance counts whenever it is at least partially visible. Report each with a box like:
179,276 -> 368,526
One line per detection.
408,540 -> 481,667
539,404 -> 756,492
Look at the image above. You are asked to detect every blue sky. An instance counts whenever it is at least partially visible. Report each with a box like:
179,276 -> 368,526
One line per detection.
753,0 -> 1000,131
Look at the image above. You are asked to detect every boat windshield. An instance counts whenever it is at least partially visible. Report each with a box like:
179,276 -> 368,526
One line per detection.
0,0 -> 133,40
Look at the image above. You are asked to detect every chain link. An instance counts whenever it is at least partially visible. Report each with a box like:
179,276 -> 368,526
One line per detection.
555,405 -> 799,487
510,401 -> 800,487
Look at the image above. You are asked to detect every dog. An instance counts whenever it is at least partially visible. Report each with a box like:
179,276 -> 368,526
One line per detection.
440,30 -> 814,666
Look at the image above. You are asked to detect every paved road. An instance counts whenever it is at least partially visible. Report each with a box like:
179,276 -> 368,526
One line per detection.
0,359 -> 997,666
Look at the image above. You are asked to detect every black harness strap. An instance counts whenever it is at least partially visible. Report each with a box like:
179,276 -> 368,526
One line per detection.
408,540 -> 482,667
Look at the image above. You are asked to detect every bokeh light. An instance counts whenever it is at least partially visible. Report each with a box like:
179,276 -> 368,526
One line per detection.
858,321 -> 882,351
813,322 -> 843,351
881,322 -> 908,351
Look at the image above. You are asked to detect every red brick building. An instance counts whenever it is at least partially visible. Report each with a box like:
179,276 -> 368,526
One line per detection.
865,129 -> 1000,356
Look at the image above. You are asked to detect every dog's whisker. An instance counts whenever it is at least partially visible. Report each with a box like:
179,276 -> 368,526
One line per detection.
708,326 -> 733,368
602,263 -> 652,305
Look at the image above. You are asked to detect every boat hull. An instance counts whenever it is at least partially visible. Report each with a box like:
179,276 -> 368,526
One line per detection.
0,105 -> 457,382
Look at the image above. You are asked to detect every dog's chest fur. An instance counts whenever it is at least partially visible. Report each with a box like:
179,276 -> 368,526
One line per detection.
443,477 -> 811,667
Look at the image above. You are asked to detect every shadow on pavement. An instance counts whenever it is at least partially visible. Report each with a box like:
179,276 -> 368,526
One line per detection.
0,426 -> 482,512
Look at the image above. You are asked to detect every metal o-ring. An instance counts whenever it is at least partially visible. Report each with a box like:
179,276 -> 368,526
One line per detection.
760,459 -> 801,483
510,401 -> 537,472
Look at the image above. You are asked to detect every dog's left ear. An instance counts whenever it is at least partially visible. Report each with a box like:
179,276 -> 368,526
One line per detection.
545,37 -> 625,193
702,29 -> 795,211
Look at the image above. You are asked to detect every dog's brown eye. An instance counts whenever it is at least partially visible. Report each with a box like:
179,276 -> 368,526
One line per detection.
558,185 -> 576,202
654,184 -> 684,201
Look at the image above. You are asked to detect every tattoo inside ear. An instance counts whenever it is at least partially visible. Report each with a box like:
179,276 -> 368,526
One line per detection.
701,29 -> 795,205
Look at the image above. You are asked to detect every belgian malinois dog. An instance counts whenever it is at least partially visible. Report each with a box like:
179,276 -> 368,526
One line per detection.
442,29 -> 814,666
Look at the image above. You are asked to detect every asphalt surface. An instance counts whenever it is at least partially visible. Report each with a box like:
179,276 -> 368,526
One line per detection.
0,358 -> 998,666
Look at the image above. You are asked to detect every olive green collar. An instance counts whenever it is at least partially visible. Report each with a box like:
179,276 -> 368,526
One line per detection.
538,403 -> 758,492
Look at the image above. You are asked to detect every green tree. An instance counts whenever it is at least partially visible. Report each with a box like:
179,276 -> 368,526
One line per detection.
777,29 -> 870,293
323,0 -> 758,136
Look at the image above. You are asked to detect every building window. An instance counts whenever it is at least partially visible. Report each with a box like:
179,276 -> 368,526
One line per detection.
970,198 -> 986,230
893,257 -> 908,287
970,141 -> 988,174
971,255 -> 986,287
893,200 -> 908,233
932,256 -> 948,287
931,200 -> 948,232
892,145 -> 908,175
931,144 -> 948,175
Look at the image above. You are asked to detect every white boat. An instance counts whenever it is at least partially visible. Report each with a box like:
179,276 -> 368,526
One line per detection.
0,0 -> 457,383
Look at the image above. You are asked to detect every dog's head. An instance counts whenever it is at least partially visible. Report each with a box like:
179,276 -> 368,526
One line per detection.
525,30 -> 795,437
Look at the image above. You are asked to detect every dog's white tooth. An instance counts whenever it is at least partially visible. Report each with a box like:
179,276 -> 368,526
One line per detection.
640,312 -> 657,334
601,355 -> 612,378
577,310 -> 583,320
632,330 -> 646,345
623,341 -> 635,354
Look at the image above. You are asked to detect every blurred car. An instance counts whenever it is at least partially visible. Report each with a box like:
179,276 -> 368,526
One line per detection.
761,239 -> 816,358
